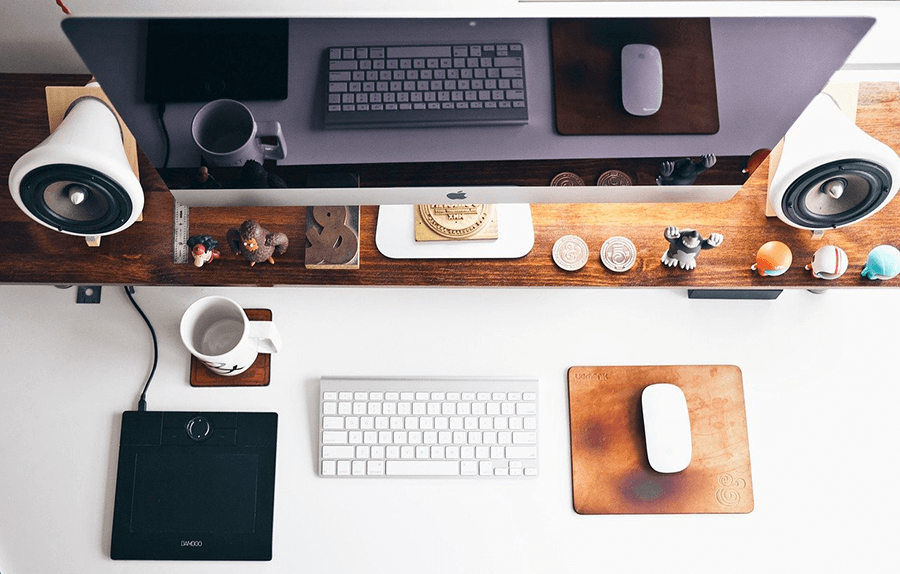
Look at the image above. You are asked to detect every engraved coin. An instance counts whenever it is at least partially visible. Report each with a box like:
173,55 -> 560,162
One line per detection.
417,204 -> 492,238
596,170 -> 633,186
551,172 -> 585,186
552,235 -> 590,271
600,236 -> 637,272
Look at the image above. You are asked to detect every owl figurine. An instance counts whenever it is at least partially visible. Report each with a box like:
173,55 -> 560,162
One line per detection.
227,219 -> 289,267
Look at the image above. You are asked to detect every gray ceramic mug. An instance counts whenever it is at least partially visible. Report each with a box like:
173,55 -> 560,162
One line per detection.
191,99 -> 287,167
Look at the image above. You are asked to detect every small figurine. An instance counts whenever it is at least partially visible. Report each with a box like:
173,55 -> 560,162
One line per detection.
751,241 -> 792,277
227,219 -> 289,267
661,227 -> 723,270
188,166 -> 222,189
861,245 -> 900,280
657,154 -> 716,186
806,245 -> 849,280
187,234 -> 220,268
240,159 -> 287,189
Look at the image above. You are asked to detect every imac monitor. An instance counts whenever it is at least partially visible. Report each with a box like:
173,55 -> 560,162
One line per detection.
62,16 -> 874,258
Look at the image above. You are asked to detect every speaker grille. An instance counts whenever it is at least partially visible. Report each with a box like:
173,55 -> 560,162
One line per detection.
781,159 -> 892,229
18,164 -> 134,234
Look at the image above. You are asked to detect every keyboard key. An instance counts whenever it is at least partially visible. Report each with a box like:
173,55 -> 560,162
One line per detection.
386,460 -> 460,476
323,445 -> 354,459
506,446 -> 537,459
322,431 -> 348,444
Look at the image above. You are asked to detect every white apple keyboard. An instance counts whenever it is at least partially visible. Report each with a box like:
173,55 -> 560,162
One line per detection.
318,376 -> 538,477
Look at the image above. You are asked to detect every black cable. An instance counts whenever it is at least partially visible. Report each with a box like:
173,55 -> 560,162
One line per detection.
124,286 -> 158,412
156,102 -> 170,169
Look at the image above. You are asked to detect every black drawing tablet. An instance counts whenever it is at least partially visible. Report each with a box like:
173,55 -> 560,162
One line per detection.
111,411 -> 277,561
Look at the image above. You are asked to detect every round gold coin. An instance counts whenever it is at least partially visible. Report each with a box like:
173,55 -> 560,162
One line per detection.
597,170 -> 633,186
600,236 -> 637,272
552,235 -> 590,271
551,172 -> 585,186
417,204 -> 493,239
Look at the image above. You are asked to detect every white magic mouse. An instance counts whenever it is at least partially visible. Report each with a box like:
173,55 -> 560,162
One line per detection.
621,43 -> 663,116
641,383 -> 692,473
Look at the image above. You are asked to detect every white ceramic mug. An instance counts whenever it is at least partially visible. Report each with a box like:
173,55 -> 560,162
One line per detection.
180,296 -> 281,376
191,99 -> 287,167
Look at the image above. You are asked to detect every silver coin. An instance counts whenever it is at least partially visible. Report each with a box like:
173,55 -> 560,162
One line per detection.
552,235 -> 590,271
600,236 -> 637,272
596,170 -> 633,186
551,172 -> 585,186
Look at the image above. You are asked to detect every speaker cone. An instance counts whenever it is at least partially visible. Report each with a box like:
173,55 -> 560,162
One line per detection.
780,159 -> 892,229
17,164 -> 134,234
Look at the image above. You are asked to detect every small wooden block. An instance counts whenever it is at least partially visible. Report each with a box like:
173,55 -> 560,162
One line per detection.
189,309 -> 272,387
45,84 -> 139,179
414,204 -> 499,242
568,365 -> 753,514
305,206 -> 360,269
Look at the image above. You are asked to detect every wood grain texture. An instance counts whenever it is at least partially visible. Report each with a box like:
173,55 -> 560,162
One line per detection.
568,365 -> 753,514
1,73 -> 899,288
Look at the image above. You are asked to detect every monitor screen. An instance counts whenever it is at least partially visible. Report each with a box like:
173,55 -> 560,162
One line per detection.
61,16 -> 873,256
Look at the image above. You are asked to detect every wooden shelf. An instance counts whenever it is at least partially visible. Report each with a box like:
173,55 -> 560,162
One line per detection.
1,73 -> 899,288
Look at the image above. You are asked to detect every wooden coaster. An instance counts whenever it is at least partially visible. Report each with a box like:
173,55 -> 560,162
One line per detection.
568,365 -> 753,514
189,309 -> 272,387
414,204 -> 498,242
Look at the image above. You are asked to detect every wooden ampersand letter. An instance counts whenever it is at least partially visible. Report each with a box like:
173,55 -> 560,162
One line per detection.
305,206 -> 359,265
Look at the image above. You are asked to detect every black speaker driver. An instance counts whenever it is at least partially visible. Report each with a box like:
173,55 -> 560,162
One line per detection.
780,159 -> 892,229
18,164 -> 134,235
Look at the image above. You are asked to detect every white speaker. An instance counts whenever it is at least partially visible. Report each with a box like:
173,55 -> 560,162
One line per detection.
8,95 -> 144,238
768,92 -> 900,232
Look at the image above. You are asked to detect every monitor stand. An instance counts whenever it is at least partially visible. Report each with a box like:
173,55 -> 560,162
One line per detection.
375,204 -> 534,259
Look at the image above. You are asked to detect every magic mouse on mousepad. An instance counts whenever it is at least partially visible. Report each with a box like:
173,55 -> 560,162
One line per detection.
110,411 -> 277,561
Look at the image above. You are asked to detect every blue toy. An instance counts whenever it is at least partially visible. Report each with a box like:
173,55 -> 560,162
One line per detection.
861,245 -> 900,280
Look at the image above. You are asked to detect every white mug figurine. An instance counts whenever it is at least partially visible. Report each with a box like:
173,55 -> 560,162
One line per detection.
180,296 -> 282,376
191,99 -> 287,167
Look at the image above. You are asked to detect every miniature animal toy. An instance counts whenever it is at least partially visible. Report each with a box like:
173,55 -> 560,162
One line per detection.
186,234 -> 220,268
806,245 -> 849,280
751,241 -> 792,277
861,244 -> 900,280
240,160 -> 287,189
661,226 -> 723,270
657,154 -> 716,186
227,219 -> 289,267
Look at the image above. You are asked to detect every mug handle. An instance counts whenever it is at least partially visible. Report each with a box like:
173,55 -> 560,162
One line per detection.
249,321 -> 283,354
256,121 -> 287,161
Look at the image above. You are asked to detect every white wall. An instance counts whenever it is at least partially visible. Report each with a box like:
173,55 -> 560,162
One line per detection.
1,1 -> 898,73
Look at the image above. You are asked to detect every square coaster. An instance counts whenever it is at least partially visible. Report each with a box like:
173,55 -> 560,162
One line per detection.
568,365 -> 753,514
190,309 -> 272,387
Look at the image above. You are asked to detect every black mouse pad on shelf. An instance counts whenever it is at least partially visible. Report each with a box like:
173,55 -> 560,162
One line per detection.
550,18 -> 719,135
568,365 -> 753,514
111,411 -> 277,560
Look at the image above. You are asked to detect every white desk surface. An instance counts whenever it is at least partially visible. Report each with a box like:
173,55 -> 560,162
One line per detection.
1,284 -> 897,573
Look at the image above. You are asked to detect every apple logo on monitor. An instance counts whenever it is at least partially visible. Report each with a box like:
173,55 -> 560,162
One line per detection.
446,191 -> 467,200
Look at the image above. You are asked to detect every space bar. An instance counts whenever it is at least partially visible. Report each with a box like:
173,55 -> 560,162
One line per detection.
386,461 -> 460,476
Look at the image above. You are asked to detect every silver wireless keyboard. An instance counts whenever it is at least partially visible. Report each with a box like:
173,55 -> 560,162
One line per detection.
324,43 -> 528,128
318,377 -> 538,477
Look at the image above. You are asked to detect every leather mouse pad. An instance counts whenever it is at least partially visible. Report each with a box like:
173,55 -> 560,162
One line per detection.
550,18 -> 719,135
568,365 -> 753,514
